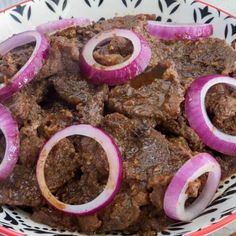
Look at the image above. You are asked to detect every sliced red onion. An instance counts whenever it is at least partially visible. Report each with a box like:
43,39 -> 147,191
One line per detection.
185,75 -> 236,155
0,31 -> 49,101
0,104 -> 19,180
79,29 -> 151,86
147,21 -> 213,40
36,17 -> 91,34
164,153 -> 221,221
36,124 -> 123,215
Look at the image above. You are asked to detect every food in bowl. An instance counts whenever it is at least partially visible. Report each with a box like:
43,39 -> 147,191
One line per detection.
0,14 -> 236,235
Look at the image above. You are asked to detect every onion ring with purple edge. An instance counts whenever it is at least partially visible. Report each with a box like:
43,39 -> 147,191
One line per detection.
36,17 -> 91,34
185,75 -> 236,155
0,103 -> 20,180
147,21 -> 213,40
36,124 -> 123,215
0,30 -> 49,101
164,153 -> 221,221
79,29 -> 151,86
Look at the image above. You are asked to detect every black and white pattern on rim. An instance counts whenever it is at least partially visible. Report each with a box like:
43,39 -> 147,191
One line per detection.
84,0 -> 104,7
10,4 -> 32,23
2,0 -> 236,235
5,0 -> 236,43
45,0 -> 69,19
156,0 -> 181,22
121,0 -> 142,8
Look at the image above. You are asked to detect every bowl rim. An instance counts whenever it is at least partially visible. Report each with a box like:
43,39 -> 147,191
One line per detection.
0,0 -> 236,235
0,0 -> 32,14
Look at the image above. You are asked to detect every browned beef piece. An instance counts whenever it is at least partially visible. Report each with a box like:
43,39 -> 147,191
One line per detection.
34,172 -> 104,233
186,179 -> 201,198
32,205 -> 102,233
168,136 -> 193,156
44,138 -> 79,193
99,192 -> 141,232
51,74 -> 108,125
159,114 -> 205,151
38,108 -> 74,139
57,172 -> 104,205
23,78 -> 49,103
93,36 -> 133,66
39,35 -> 80,78
108,62 -> 184,124
174,38 -> 236,77
3,90 -> 46,167
149,38 -> 236,84
93,14 -> 155,32
32,207 -> 78,232
206,84 -> 236,135
4,91 -> 44,126
220,155 -> 236,178
0,165 -> 42,207
19,124 -> 45,167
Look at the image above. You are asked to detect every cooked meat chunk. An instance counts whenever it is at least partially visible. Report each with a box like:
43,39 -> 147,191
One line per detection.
108,62 -> 184,124
38,109 -> 74,138
44,138 -> 79,193
149,38 -> 236,83
39,36 -> 80,78
32,207 -> 78,232
0,165 -> 42,207
159,114 -> 205,151
19,125 -> 45,167
23,78 -> 49,103
206,84 -> 236,135
51,74 -> 108,125
93,36 -> 133,66
4,91 -> 43,126
186,179 -> 202,198
99,192 -> 141,232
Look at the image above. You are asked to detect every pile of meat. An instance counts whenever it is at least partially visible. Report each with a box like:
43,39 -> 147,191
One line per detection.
1,14 -> 236,235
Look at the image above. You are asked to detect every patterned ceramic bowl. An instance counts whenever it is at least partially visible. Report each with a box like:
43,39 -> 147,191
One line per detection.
0,0 -> 236,235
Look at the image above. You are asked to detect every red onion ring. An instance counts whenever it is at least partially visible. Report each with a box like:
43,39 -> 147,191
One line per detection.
36,124 -> 123,215
0,31 -> 49,101
36,17 -> 91,34
79,29 -> 151,86
0,104 -> 19,180
164,153 -> 221,221
147,21 -> 213,40
185,75 -> 236,155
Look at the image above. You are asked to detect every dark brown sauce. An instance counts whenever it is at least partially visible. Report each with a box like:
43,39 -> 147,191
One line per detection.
130,64 -> 167,89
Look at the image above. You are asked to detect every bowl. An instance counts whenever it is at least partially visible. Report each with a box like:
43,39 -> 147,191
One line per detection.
0,0 -> 236,235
